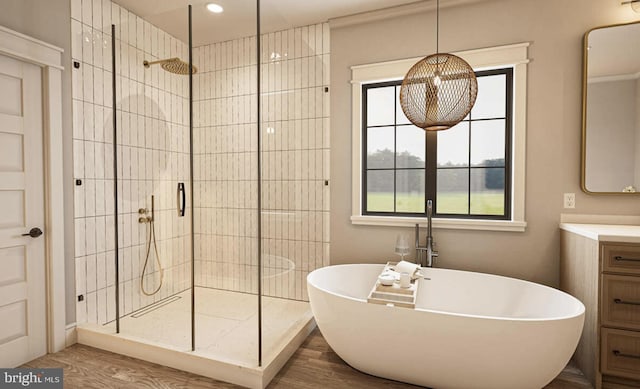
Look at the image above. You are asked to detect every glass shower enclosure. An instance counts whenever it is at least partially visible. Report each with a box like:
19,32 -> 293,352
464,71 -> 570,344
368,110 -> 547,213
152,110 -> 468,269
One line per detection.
73,0 -> 328,373
110,1 -> 262,365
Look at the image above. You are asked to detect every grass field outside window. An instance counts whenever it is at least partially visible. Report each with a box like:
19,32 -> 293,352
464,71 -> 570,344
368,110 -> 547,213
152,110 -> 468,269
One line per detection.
367,191 -> 504,215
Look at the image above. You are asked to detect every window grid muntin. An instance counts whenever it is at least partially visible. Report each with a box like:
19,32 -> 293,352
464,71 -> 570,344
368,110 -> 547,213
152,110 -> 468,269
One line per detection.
362,68 -> 512,219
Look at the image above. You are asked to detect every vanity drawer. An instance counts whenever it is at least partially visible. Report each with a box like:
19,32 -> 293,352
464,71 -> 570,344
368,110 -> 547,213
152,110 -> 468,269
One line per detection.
601,328 -> 640,381
603,244 -> 640,275
602,274 -> 640,331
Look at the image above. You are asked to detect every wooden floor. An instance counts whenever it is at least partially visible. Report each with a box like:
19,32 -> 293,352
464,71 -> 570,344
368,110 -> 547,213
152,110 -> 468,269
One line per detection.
23,329 -> 593,388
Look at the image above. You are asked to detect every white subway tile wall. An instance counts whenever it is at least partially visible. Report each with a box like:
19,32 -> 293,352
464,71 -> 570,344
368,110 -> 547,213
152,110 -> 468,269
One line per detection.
193,23 -> 331,301
72,0 -> 191,326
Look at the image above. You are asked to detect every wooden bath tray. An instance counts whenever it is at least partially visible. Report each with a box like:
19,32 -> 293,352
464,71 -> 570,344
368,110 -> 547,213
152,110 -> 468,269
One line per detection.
367,262 -> 419,309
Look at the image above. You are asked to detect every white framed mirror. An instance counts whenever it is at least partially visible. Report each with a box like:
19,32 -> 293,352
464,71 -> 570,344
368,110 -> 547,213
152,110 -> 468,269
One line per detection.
582,21 -> 640,194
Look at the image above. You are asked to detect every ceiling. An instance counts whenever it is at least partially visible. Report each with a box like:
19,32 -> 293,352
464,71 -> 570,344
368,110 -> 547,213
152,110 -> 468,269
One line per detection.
113,0 -> 426,46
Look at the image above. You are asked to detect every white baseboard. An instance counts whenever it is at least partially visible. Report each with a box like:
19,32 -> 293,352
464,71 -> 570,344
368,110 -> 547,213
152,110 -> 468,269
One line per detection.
65,323 -> 77,347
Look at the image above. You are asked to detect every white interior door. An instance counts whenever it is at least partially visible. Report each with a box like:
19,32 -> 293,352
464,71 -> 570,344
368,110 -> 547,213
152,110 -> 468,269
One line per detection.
0,54 -> 46,367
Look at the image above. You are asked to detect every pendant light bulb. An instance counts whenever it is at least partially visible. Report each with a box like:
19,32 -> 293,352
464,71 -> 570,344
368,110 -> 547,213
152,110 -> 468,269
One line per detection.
433,71 -> 442,87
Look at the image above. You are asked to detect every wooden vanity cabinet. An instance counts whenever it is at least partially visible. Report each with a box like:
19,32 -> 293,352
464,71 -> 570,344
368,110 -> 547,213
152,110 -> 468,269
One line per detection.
561,230 -> 640,388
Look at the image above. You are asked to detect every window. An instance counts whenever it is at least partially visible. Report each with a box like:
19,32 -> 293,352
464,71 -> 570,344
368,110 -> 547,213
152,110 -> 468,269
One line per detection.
363,68 -> 513,220
350,43 -> 529,231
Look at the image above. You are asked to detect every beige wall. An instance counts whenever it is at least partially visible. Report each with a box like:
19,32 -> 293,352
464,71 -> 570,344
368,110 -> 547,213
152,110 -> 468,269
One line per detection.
0,0 -> 75,324
330,0 -> 640,286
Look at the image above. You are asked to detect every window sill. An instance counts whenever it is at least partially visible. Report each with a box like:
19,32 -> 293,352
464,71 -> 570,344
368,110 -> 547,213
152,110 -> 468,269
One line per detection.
350,215 -> 527,232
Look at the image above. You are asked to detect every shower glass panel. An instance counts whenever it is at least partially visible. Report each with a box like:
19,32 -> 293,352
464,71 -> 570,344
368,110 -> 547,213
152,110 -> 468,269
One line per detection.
191,2 -> 260,365
103,0 -> 322,369
112,5 -> 193,351
258,7 -> 329,363
72,1 -> 119,335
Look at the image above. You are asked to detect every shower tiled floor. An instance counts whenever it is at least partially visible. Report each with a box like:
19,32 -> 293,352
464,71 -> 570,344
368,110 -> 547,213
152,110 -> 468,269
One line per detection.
103,287 -> 312,366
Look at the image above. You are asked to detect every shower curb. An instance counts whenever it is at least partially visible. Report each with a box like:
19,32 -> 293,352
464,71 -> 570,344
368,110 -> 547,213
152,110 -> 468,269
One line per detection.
76,316 -> 316,389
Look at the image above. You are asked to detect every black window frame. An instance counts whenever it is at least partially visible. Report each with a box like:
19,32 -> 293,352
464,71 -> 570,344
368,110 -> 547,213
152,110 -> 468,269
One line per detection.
362,67 -> 513,220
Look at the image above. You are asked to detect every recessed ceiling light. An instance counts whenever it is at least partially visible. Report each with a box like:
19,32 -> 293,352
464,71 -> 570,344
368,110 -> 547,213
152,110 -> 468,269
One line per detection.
206,3 -> 224,13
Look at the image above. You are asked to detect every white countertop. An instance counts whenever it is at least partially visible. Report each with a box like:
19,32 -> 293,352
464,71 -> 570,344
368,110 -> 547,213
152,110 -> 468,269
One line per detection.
559,223 -> 640,243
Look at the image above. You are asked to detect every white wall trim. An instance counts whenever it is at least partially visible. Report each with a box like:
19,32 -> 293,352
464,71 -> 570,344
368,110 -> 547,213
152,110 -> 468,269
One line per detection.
350,43 -> 530,231
0,26 -> 66,353
350,43 -> 531,82
0,25 -> 64,70
351,215 -> 527,232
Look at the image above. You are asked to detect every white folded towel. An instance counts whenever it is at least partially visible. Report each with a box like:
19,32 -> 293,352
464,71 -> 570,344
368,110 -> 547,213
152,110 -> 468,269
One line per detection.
394,260 -> 420,276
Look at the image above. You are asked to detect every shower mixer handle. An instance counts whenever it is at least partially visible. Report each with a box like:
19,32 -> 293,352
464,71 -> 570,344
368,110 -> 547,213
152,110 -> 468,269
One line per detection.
139,208 -> 149,214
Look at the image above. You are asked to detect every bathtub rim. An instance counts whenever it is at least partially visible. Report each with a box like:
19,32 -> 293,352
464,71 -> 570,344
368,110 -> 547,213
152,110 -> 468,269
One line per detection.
307,263 -> 585,323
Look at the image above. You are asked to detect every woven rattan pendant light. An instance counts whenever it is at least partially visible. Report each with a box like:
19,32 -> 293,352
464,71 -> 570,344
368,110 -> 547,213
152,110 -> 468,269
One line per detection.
400,0 -> 478,131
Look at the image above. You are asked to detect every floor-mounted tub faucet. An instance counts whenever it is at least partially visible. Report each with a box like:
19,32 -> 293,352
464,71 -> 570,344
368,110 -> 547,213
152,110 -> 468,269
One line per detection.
415,200 -> 438,267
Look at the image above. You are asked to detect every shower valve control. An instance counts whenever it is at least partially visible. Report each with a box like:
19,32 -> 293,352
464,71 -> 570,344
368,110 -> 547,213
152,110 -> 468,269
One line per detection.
139,208 -> 149,214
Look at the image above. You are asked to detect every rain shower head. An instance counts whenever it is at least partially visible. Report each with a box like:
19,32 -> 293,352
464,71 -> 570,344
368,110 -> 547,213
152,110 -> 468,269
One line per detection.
143,58 -> 197,75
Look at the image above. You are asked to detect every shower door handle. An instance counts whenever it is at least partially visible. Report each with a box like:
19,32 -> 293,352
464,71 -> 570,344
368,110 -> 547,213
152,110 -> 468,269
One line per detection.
177,183 -> 185,217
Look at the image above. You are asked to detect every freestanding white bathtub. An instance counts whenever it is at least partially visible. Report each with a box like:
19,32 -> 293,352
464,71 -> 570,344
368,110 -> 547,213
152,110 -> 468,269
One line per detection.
307,264 -> 585,389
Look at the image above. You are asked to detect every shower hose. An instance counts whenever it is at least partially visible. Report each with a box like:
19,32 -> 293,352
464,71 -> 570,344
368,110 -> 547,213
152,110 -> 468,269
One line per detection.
141,195 -> 164,296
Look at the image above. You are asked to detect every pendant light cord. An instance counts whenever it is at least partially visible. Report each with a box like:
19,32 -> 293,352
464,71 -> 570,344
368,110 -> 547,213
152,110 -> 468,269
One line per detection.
436,0 -> 439,54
